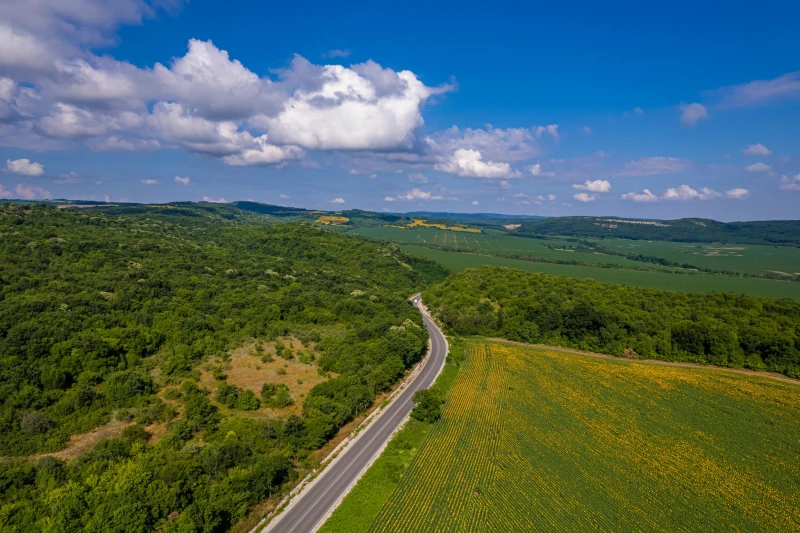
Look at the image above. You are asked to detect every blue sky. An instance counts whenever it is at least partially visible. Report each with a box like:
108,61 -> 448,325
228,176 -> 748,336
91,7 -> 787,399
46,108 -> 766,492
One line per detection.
1,0 -> 799,220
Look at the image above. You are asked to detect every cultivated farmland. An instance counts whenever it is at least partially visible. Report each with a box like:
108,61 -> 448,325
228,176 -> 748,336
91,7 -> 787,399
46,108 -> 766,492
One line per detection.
349,226 -> 674,270
369,342 -> 800,533
596,238 -> 800,277
397,245 -> 800,300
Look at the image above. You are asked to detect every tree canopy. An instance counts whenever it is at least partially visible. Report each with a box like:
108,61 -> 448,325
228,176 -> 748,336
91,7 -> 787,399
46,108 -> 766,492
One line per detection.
0,203 -> 446,531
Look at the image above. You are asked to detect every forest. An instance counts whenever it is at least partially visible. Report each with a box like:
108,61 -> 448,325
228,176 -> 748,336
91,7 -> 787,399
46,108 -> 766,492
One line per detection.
0,203 -> 446,532
423,267 -> 800,378
514,216 -> 800,246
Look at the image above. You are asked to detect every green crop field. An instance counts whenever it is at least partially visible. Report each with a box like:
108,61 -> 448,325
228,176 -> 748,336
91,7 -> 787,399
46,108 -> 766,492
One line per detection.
595,238 -> 800,277
368,342 -> 800,533
398,245 -> 800,300
349,226 -> 676,271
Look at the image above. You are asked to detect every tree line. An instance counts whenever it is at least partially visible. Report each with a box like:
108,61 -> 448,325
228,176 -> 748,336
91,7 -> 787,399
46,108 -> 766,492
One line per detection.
423,267 -> 800,378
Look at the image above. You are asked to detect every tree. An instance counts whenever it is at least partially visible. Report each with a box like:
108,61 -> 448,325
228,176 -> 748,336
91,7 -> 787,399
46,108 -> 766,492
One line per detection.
411,388 -> 444,423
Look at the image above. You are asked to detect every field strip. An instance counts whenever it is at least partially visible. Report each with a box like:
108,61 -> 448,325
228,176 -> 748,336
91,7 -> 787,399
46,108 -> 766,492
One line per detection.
487,338 -> 800,386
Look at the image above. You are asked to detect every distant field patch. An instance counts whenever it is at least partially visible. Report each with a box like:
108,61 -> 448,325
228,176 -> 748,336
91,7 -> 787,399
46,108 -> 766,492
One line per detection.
369,342 -> 800,532
397,245 -> 800,300
317,216 -> 350,225
596,238 -> 800,276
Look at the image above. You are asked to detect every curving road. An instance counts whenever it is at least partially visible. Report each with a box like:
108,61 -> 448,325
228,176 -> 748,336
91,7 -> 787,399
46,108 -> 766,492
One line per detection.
262,295 -> 448,533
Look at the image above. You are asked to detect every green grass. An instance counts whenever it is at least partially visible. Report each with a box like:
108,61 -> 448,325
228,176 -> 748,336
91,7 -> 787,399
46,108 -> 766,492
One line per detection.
318,339 -> 465,533
596,238 -> 800,276
367,341 -> 800,532
399,245 -> 800,300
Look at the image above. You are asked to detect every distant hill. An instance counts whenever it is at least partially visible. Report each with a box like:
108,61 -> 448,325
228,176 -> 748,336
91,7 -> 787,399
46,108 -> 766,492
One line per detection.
515,217 -> 800,246
404,211 -> 546,221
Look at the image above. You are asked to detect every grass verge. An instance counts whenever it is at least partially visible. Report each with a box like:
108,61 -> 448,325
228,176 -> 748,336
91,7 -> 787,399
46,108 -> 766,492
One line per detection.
317,338 -> 465,533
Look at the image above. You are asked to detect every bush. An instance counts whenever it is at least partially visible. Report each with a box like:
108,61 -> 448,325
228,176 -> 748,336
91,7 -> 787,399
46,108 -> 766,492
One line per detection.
410,388 -> 444,423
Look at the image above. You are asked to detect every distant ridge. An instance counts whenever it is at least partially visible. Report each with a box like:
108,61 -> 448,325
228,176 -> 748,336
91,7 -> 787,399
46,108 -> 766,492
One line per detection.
516,216 -> 800,246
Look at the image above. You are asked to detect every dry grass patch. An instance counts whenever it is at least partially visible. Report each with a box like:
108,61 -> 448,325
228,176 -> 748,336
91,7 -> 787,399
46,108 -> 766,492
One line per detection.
199,339 -> 330,416
36,418 -> 134,461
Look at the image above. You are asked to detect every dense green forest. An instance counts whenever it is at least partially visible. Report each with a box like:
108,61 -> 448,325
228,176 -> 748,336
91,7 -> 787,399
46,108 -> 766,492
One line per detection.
515,216 -> 800,246
423,267 -> 800,378
0,204 -> 446,532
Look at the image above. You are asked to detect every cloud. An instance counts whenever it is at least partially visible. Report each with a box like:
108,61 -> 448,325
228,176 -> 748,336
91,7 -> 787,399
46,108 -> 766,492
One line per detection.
53,171 -> 80,184
743,143 -> 771,156
527,163 -> 555,177
725,188 -> 749,199
622,185 -> 749,202
679,103 -> 708,126
573,192 -> 596,203
280,194 -> 290,199
426,125 -> 542,163
633,107 -> 644,115
202,196 -> 227,203
384,196 -> 395,202
258,57 -> 453,150
548,194 -> 556,201
174,176 -> 190,185
582,126 -> 591,134
396,188 -> 443,201
0,184 -> 10,198
781,174 -> 800,191
322,49 -> 351,59
572,179 -> 611,193
534,124 -> 559,140
6,158 -> 44,176
0,10 -> 454,165
331,197 -> 345,204
715,71 -> 800,107
744,162 -> 771,172
89,136 -> 160,151
613,156 -> 690,177
14,183 -> 51,199
471,200 -> 479,205
663,185 -> 719,201
499,180 -> 511,189
435,148 -> 521,179
407,172 -> 428,184
621,189 -> 659,202
141,179 -> 158,185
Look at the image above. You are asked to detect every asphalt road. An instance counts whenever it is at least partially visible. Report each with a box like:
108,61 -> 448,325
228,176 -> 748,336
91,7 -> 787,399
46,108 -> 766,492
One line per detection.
263,295 -> 448,533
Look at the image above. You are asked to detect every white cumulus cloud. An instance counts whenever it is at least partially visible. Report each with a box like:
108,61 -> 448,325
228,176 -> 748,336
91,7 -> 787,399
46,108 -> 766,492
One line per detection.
726,188 -> 749,199
141,179 -> 158,185
14,183 -> 51,199
622,185 -> 750,202
744,162 -> 771,172
174,176 -> 190,185
621,189 -> 659,202
679,103 -> 708,126
573,192 -> 596,203
572,179 -> 611,193
331,197 -> 345,204
6,158 -> 44,176
202,196 -> 227,203
436,149 -> 521,179
743,143 -> 771,156
780,174 -> 800,191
